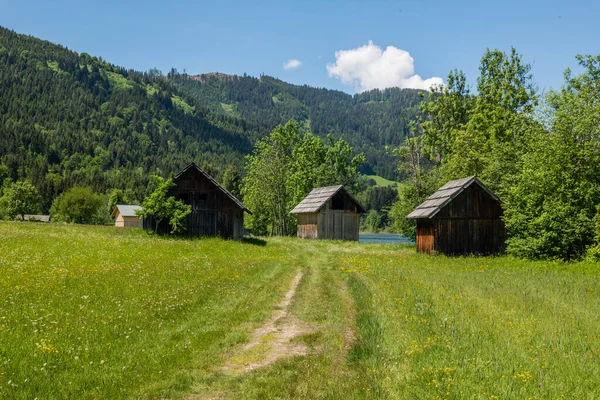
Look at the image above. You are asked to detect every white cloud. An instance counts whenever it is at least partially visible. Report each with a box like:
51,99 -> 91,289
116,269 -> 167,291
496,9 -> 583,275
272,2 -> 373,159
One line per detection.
326,41 -> 443,92
283,59 -> 302,70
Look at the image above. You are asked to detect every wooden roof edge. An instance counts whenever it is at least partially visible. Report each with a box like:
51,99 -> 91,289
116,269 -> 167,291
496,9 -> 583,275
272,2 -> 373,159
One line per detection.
342,186 -> 366,214
471,176 -> 502,204
425,176 -> 477,219
406,176 -> 501,219
290,185 -> 365,214
173,162 -> 253,215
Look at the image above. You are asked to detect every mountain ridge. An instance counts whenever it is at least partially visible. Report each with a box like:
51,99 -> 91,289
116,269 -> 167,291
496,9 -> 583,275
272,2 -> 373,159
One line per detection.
0,25 -> 426,212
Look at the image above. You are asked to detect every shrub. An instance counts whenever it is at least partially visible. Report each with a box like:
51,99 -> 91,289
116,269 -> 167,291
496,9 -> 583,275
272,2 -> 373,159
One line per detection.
51,186 -> 105,224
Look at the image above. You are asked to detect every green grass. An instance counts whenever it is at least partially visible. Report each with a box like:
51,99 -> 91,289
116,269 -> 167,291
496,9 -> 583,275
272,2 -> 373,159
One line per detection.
171,95 -> 195,114
1,223 -> 599,399
0,223 -> 298,399
336,246 -> 600,398
46,60 -> 68,75
106,71 -> 134,90
365,174 -> 399,187
220,102 -> 237,117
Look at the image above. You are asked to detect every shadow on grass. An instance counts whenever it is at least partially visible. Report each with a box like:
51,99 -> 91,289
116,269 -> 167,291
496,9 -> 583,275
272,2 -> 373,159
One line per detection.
240,237 -> 267,246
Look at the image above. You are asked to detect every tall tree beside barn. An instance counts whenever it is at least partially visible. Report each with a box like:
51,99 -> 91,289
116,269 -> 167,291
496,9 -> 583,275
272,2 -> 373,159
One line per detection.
390,47 -> 540,238
243,121 -> 300,236
221,164 -> 242,198
137,177 -> 191,234
505,55 -> 600,260
243,120 -> 365,236
0,180 -> 41,220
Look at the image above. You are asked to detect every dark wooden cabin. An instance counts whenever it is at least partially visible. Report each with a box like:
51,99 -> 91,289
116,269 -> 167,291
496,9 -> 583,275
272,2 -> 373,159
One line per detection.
145,163 -> 251,239
291,185 -> 365,241
406,176 -> 505,255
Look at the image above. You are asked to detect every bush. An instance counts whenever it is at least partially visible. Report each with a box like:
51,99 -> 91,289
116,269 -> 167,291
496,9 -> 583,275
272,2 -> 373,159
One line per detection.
0,180 -> 41,220
137,178 -> 191,234
51,186 -> 105,224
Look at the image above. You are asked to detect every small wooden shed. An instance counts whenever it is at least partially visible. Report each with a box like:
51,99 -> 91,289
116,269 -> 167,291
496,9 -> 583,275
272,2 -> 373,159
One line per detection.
291,185 -> 365,241
406,176 -> 505,255
112,205 -> 143,228
146,162 -> 251,239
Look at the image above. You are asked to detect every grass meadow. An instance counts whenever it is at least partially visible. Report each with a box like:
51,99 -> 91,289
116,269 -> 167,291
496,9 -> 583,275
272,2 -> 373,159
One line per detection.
1,222 -> 599,399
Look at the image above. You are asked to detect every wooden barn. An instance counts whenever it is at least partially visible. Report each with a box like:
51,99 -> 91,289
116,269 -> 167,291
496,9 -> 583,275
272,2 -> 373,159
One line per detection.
406,176 -> 505,255
112,205 -> 143,228
146,162 -> 251,239
291,185 -> 364,241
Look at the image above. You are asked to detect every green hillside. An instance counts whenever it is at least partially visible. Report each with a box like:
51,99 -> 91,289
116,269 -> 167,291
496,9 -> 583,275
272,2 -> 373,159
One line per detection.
0,26 -> 426,213
365,174 -> 399,186
173,73 -> 428,179
0,27 -> 261,211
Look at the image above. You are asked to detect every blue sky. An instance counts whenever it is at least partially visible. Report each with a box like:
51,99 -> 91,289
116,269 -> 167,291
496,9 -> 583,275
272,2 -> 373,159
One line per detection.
1,0 -> 598,94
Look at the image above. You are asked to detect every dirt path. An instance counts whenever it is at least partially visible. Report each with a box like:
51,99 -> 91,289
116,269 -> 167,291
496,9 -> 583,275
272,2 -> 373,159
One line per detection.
219,270 -> 315,374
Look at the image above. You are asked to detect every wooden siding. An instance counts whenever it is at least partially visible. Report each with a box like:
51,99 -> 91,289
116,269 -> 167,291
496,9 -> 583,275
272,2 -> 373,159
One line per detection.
316,210 -> 360,240
436,185 -> 503,219
297,213 -> 319,239
434,218 -> 505,255
150,167 -> 245,239
415,183 -> 506,255
115,213 -> 142,228
295,190 -> 362,241
416,219 -> 435,253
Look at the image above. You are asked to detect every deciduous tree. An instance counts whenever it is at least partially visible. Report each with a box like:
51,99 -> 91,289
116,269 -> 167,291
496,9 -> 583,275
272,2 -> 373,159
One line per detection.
1,180 -> 41,220
136,177 -> 191,234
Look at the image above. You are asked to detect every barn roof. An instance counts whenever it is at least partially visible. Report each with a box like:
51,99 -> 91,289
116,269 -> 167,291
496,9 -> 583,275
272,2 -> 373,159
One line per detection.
406,176 -> 500,219
174,162 -> 252,214
290,185 -> 365,214
23,214 -> 50,222
112,205 -> 142,217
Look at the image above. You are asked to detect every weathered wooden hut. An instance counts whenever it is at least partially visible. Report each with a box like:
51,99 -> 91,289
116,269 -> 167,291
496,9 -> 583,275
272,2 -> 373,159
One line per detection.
112,205 -> 143,228
146,162 -> 251,239
406,176 -> 505,255
291,185 -> 364,241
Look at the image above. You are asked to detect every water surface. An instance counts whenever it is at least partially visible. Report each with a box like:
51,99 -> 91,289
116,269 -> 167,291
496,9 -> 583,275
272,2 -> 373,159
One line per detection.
359,233 -> 414,244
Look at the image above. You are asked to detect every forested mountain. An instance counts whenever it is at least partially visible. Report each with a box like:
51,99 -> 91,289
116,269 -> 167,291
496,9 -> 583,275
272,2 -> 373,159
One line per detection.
173,73 -> 427,178
0,26 -> 426,213
0,26 -> 267,211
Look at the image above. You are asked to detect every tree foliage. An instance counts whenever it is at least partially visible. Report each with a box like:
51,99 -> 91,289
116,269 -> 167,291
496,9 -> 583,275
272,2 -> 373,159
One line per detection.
0,180 -> 41,220
220,164 -> 242,198
50,186 -> 105,224
243,120 -> 365,236
504,55 -> 600,259
136,177 -> 191,234
391,48 -> 600,260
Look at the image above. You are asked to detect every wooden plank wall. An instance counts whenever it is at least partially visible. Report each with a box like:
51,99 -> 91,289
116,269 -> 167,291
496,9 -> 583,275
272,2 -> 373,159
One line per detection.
123,216 -> 143,228
434,218 -> 505,255
150,167 -> 245,239
297,213 -> 318,239
317,210 -> 360,241
436,185 -> 503,219
416,220 -> 435,253
416,184 -> 506,255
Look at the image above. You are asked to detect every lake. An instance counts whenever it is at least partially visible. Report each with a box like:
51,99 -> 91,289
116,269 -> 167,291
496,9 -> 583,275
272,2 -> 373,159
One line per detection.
359,233 -> 414,244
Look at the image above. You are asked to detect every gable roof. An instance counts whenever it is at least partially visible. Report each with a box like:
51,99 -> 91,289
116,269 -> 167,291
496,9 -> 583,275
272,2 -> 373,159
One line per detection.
290,185 -> 365,214
406,176 -> 501,219
173,162 -> 252,214
112,205 -> 142,218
